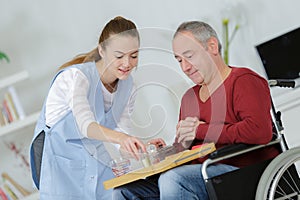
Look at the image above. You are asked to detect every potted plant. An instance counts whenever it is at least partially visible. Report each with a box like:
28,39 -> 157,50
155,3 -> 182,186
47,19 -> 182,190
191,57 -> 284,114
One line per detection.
0,51 -> 10,63
222,18 -> 239,65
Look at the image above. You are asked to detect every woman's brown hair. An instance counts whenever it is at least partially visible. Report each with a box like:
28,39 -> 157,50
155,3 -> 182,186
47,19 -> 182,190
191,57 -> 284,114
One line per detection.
58,16 -> 139,70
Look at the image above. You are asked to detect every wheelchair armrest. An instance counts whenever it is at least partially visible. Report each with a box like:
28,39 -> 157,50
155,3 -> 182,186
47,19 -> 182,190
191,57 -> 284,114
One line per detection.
202,139 -> 281,180
208,143 -> 255,159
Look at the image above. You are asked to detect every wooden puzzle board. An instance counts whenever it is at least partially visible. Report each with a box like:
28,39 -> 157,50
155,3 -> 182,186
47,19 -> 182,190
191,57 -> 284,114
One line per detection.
103,142 -> 216,190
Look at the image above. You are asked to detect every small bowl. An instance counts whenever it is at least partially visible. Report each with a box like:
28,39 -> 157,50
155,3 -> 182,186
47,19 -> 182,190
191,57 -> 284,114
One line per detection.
110,158 -> 131,177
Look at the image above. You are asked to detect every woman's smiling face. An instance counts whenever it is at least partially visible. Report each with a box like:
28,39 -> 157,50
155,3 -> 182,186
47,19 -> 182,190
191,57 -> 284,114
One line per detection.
100,35 -> 139,80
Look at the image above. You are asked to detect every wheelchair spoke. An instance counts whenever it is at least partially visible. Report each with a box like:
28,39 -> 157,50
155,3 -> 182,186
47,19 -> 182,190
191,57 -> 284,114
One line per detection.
258,154 -> 300,200
274,183 -> 287,198
273,169 -> 300,199
285,169 -> 300,193
274,192 -> 298,200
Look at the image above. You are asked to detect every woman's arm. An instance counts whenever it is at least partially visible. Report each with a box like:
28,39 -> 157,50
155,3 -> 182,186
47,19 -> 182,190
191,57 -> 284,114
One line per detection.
60,68 -> 147,159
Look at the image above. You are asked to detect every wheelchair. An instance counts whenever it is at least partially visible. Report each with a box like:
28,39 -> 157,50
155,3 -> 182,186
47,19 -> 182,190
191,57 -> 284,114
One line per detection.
201,80 -> 300,200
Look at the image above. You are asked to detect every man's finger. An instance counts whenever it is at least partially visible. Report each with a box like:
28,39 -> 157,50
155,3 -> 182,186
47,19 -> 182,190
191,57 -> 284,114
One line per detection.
185,117 -> 198,122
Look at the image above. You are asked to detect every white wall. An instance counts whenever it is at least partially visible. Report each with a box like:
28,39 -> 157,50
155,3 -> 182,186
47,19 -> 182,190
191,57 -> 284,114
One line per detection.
1,0 -> 300,148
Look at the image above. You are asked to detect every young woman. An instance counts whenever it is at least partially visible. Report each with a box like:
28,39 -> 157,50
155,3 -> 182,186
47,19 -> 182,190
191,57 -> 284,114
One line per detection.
29,16 -> 163,200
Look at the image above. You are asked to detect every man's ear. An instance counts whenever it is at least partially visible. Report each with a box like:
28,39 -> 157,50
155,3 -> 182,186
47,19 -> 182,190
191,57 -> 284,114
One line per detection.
207,37 -> 219,55
98,45 -> 104,57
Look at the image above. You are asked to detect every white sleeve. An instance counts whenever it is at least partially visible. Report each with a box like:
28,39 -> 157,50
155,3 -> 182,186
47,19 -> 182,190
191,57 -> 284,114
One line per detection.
71,69 -> 96,138
46,68 -> 96,138
46,70 -> 73,126
114,84 -> 137,134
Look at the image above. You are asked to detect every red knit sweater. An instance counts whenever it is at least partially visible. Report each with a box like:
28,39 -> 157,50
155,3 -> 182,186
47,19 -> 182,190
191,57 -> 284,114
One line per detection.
178,67 -> 280,167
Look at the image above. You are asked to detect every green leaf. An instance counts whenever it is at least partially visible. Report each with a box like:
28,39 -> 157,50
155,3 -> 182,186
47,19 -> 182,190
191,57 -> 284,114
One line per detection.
0,51 -> 10,63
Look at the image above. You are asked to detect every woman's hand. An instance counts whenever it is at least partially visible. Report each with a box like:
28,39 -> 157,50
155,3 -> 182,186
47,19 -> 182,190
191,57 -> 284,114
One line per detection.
118,134 -> 146,160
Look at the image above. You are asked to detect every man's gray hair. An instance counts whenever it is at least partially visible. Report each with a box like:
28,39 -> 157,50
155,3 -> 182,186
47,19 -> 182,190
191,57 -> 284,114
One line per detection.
174,21 -> 222,54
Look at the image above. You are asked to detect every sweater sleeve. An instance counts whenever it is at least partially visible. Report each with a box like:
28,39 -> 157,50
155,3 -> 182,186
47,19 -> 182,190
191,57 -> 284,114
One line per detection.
196,74 -> 273,145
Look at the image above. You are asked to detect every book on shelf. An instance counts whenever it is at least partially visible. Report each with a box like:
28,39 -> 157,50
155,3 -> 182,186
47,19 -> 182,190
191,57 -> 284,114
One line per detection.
4,92 -> 19,121
7,86 -> 26,120
2,99 -> 14,123
0,107 -> 6,126
0,86 -> 26,127
0,187 -> 8,200
1,173 -> 31,200
0,106 -> 9,126
3,184 -> 18,200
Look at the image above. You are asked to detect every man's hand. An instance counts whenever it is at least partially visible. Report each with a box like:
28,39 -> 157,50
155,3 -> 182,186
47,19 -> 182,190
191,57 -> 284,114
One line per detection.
176,117 -> 205,148
147,138 -> 166,149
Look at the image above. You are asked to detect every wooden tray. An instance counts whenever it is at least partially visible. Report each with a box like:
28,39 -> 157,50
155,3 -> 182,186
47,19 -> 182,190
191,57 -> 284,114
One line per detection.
103,142 -> 216,189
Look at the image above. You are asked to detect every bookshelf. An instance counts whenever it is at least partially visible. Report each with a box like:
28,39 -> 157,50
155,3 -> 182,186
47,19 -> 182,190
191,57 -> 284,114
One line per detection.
0,111 -> 40,137
22,191 -> 39,200
0,70 -> 40,200
0,70 -> 29,90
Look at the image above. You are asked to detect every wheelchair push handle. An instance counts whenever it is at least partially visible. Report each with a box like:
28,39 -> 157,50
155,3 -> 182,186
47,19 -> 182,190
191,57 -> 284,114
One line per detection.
268,80 -> 295,88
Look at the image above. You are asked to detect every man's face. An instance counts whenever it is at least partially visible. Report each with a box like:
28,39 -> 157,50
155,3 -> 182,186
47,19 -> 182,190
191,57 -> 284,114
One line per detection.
172,31 -> 216,85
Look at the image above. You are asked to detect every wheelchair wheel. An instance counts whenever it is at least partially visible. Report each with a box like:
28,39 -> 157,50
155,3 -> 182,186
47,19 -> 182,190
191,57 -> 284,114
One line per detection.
255,147 -> 300,200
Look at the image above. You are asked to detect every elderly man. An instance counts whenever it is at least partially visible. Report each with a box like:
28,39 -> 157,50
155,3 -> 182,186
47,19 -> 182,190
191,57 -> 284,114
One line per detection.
113,21 -> 279,200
